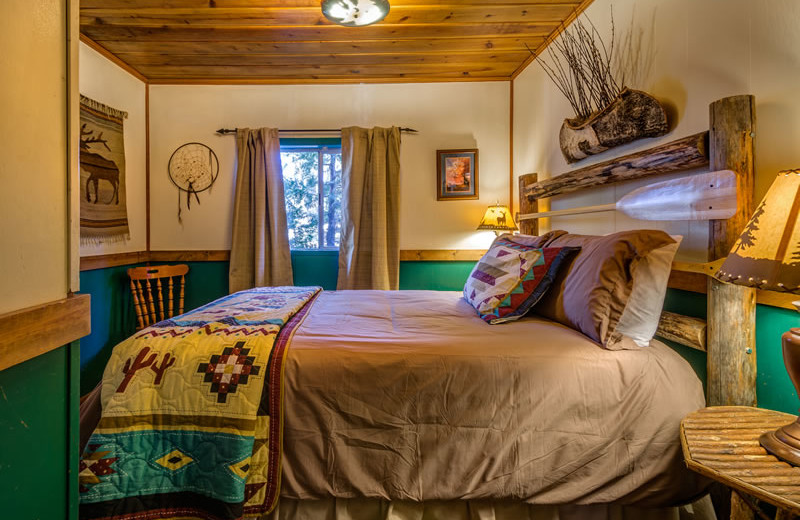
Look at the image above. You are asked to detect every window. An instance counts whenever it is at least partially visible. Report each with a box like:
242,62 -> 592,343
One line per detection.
280,139 -> 342,250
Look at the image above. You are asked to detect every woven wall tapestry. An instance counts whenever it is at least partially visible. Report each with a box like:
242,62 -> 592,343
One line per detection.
80,95 -> 130,244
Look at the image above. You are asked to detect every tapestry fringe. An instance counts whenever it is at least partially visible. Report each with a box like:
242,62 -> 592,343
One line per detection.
80,232 -> 130,246
80,94 -> 128,120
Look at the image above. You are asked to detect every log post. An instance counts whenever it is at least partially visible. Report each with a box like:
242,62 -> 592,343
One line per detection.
518,173 -> 538,236
656,312 -> 707,352
706,98 -> 757,520
706,95 -> 757,410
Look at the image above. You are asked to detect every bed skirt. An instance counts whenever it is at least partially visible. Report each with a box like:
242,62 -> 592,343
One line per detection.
254,496 -> 716,520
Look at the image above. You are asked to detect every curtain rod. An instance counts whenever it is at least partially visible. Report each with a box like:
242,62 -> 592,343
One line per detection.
216,127 -> 417,135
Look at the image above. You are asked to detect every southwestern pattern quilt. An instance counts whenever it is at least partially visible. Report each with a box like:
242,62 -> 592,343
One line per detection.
80,286 -> 321,520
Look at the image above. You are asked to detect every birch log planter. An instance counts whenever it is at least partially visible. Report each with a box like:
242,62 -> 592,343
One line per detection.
559,88 -> 669,163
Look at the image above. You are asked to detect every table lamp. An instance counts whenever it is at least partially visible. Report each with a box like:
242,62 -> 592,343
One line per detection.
477,203 -> 518,236
715,169 -> 800,465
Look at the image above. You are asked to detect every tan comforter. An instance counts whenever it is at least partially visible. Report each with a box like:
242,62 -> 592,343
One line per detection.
280,290 -> 708,507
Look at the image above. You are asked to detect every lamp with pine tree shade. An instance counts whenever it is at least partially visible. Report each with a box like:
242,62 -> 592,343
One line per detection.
716,169 -> 800,465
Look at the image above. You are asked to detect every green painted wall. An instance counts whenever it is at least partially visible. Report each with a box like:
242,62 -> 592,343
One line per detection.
662,288 -> 799,414
399,261 -> 476,291
78,254 -> 799,415
756,305 -> 799,413
292,250 -> 339,289
0,342 -> 79,520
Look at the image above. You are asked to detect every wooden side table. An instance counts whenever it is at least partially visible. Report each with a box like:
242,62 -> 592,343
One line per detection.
681,406 -> 800,519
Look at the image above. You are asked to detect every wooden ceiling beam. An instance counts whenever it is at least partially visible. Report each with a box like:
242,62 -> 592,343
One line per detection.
81,1 -> 584,9
146,76 -> 511,85
80,34 -> 149,82
117,51 -> 531,67
81,23 -> 557,42
136,62 -> 519,77
78,0 -> 594,84
81,5 -> 579,26
95,37 -> 546,56
511,0 -> 593,78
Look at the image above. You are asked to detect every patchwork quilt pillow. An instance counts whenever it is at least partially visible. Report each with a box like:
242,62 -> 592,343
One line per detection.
464,238 -> 579,324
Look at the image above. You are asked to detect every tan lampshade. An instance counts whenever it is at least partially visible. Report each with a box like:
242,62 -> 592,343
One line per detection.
477,205 -> 518,232
715,170 -> 800,293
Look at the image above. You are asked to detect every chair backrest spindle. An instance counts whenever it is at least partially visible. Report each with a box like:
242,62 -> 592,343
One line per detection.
127,264 -> 190,331
130,279 -> 145,330
179,275 -> 185,315
144,279 -> 156,325
168,277 -> 174,318
156,278 -> 164,321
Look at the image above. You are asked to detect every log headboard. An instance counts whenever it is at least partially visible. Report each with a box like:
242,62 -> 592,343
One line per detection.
518,95 -> 757,407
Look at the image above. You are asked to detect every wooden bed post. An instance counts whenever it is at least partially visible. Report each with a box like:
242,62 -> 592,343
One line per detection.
706,95 -> 757,407
518,173 -> 538,235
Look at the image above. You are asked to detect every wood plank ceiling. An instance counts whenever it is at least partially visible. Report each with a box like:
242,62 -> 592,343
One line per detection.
79,0 -> 594,84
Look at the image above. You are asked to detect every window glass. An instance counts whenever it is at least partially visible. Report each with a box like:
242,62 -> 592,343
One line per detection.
280,141 -> 342,250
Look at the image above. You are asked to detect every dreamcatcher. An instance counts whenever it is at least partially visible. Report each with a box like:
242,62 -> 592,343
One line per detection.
168,142 -> 219,222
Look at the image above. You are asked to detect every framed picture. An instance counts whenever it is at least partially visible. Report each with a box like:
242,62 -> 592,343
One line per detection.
437,149 -> 478,200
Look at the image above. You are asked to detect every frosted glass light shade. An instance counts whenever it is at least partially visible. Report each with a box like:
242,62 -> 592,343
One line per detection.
477,205 -> 518,232
322,0 -> 390,27
715,170 -> 800,293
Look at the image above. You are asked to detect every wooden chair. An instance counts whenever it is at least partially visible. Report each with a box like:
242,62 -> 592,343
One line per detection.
127,264 -> 189,330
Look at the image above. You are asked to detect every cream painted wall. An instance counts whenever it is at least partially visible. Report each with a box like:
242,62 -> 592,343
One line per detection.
79,42 -> 148,256
513,0 -> 800,261
149,82 -> 509,251
0,0 -> 69,314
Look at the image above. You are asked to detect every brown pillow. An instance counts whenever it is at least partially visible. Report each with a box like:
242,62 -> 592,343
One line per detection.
493,230 -> 568,249
533,230 -> 677,350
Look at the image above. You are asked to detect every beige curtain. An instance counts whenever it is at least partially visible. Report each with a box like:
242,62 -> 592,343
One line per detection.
337,126 -> 401,290
229,128 -> 293,293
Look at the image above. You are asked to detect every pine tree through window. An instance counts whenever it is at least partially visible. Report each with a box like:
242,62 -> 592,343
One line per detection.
280,141 -> 342,250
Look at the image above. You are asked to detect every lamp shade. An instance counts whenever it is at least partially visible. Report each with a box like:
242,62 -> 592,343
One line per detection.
477,205 -> 518,232
715,169 -> 800,293
321,0 -> 390,27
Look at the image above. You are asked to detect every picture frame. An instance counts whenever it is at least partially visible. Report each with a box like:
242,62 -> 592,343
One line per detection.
436,149 -> 479,201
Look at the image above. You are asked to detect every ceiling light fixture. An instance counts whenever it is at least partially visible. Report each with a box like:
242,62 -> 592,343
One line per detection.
321,0 -> 390,27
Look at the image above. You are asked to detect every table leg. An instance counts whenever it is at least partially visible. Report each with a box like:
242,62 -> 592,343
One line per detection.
731,491 -> 755,520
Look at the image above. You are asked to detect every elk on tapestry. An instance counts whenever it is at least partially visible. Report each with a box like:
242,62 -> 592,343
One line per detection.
79,95 -> 130,244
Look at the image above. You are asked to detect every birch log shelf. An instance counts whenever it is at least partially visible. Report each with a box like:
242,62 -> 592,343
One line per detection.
559,88 -> 669,163
533,13 -> 669,163
518,170 -> 737,221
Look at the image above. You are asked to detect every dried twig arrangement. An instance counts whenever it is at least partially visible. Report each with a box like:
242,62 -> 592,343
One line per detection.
533,12 -> 623,123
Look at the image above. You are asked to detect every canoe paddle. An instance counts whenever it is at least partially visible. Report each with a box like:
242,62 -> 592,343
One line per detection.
517,170 -> 737,221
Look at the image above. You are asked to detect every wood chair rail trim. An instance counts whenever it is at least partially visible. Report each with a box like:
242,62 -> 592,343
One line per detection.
79,250 -> 794,310
0,294 -> 91,372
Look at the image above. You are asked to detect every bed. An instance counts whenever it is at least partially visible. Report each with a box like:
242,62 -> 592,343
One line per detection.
79,94 -> 757,520
275,290 -> 709,514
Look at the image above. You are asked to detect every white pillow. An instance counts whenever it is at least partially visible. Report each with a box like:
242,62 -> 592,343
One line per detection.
614,235 -> 683,347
